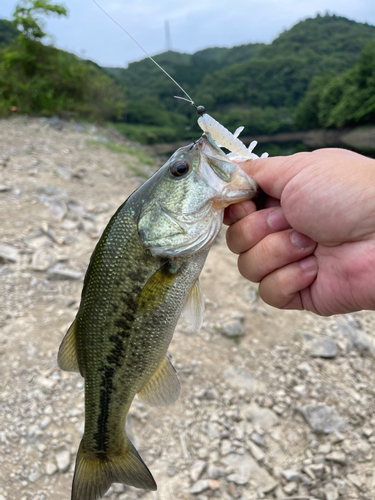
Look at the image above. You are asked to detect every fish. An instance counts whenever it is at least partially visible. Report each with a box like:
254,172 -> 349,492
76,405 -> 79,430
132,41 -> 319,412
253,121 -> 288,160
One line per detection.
57,131 -> 258,500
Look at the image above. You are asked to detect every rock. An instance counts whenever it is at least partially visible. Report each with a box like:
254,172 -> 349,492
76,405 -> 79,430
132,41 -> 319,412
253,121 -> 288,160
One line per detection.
221,453 -> 278,494
40,416 -> 51,430
248,441 -> 265,462
190,480 -> 210,494
347,473 -> 363,489
283,481 -> 298,495
207,464 -> 225,479
0,243 -> 18,263
349,440 -> 372,461
224,366 -> 261,392
190,460 -> 206,482
240,402 -> 278,431
207,422 -> 221,440
56,449 -> 71,472
281,469 -> 299,482
0,184 -> 11,192
57,166 -> 75,180
298,404 -> 346,434
219,318 -> 245,337
28,468 -> 41,482
47,263 -> 83,280
46,462 -> 57,475
220,439 -> 232,456
36,376 -> 56,390
47,116 -> 67,130
338,319 -> 375,356
308,336 -> 338,358
324,483 -> 339,500
250,432 -> 264,447
326,451 -> 347,465
227,473 -> 249,485
39,196 -> 67,220
31,248 -> 56,271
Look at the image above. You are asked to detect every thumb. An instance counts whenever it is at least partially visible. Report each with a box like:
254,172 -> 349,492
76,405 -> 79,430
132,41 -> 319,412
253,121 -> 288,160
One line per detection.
239,153 -> 310,200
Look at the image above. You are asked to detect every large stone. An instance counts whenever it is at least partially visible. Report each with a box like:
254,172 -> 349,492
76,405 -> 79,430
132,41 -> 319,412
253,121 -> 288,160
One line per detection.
240,402 -> 278,431
298,404 -> 346,434
48,263 -> 83,280
221,453 -> 278,493
308,337 -> 338,358
224,367 -> 264,393
0,243 -> 18,263
56,449 -> 71,472
190,460 -> 206,482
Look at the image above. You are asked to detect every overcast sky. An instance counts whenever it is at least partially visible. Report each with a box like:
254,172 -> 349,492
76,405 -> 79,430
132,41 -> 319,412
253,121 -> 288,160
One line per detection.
1,0 -> 375,67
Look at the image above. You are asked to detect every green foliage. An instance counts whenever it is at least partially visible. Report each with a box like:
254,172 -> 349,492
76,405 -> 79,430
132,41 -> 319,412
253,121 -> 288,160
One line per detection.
295,39 -> 375,129
105,14 -> 375,142
0,1 -> 125,120
12,0 -> 67,40
0,20 -> 19,46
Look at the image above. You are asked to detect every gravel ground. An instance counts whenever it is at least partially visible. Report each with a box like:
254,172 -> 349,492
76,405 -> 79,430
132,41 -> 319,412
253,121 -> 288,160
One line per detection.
1,116 -> 375,500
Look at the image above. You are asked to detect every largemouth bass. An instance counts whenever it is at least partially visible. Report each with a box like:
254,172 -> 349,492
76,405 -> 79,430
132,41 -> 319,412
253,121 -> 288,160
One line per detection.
58,132 -> 258,500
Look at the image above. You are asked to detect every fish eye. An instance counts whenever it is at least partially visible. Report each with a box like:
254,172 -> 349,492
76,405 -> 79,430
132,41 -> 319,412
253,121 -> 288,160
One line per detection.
170,160 -> 190,178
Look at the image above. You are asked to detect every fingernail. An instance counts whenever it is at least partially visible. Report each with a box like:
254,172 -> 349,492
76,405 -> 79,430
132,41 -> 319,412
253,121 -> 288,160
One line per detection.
267,210 -> 288,231
291,231 -> 315,249
300,256 -> 317,272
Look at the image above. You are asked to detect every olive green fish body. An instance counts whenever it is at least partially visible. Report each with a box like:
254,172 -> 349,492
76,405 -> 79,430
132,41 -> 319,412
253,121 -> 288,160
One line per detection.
58,134 -> 258,500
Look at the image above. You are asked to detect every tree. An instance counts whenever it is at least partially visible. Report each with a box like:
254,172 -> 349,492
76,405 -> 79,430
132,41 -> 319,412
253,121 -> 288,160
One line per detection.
12,0 -> 67,41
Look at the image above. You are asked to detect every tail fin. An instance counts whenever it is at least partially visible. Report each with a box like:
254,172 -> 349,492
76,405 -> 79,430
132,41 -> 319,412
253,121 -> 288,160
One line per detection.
71,440 -> 157,500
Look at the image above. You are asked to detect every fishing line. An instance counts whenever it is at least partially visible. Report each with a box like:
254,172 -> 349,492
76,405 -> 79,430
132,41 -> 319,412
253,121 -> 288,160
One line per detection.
92,0 -> 196,106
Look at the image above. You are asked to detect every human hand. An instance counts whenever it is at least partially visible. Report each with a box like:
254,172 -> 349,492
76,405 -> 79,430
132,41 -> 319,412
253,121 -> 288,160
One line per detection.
224,148 -> 375,316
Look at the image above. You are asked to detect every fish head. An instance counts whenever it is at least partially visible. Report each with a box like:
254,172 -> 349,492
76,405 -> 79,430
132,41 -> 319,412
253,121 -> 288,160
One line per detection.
137,133 -> 258,257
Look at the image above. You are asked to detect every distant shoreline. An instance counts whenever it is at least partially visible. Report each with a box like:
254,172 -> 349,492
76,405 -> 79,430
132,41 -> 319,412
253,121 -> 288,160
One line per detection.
151,126 -> 375,156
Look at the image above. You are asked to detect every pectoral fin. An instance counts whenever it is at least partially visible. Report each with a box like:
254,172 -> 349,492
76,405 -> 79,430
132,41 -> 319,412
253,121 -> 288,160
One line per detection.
57,318 -> 80,373
181,279 -> 205,330
136,262 -> 178,313
137,355 -> 180,407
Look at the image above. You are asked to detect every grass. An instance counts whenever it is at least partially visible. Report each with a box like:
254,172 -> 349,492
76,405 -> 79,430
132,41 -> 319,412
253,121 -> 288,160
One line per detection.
86,139 -> 155,166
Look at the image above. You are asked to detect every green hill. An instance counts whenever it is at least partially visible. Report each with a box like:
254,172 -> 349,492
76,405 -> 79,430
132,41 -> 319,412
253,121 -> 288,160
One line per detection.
104,14 -> 375,143
0,19 -> 19,46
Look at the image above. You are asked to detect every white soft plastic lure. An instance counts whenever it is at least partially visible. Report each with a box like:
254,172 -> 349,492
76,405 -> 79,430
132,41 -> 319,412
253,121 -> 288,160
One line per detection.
94,0 -> 268,161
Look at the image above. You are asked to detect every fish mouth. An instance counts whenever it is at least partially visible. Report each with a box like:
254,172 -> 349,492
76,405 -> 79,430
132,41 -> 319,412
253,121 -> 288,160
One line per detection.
198,133 -> 258,209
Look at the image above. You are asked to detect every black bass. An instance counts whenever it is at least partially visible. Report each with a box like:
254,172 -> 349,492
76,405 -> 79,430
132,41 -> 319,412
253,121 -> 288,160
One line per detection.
57,132 -> 258,500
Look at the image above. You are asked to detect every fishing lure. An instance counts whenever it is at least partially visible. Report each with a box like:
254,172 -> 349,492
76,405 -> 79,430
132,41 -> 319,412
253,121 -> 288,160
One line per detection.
93,0 -> 268,161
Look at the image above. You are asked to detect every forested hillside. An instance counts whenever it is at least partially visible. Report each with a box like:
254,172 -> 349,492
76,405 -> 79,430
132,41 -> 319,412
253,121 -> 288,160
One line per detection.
1,5 -> 375,145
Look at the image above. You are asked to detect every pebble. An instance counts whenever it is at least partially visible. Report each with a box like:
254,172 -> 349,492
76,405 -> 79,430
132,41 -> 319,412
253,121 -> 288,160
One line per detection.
220,439 -> 232,456
45,462 -> 57,475
324,482 -> 339,500
55,449 -> 71,472
0,243 -> 18,263
283,481 -> 298,495
190,479 -> 218,494
240,402 -> 278,431
224,366 -> 259,392
248,441 -> 265,462
250,432 -> 264,447
31,249 -> 56,271
47,263 -> 83,280
222,453 -> 278,493
326,451 -> 347,465
309,336 -> 338,358
299,404 -> 346,434
219,317 -> 245,338
36,376 -> 56,390
190,460 -> 206,482
207,464 -> 226,479
282,469 -> 300,482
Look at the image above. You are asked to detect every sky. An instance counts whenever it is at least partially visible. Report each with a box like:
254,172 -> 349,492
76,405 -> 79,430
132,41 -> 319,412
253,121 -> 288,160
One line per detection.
1,0 -> 375,67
